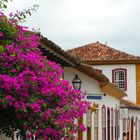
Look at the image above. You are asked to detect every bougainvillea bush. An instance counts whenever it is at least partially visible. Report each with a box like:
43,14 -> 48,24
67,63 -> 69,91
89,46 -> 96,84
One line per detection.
0,12 -> 88,139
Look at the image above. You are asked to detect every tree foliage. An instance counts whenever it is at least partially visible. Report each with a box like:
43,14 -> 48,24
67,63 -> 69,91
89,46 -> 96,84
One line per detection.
0,0 -> 12,9
0,5 -> 88,140
0,0 -> 39,22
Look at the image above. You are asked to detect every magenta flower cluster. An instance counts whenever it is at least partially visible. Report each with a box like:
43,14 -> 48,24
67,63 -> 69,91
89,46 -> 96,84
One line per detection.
0,12 -> 88,139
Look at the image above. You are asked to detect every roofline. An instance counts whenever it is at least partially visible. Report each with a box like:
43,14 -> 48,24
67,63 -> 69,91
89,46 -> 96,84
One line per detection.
40,37 -> 109,83
85,60 -> 140,65
120,99 -> 140,110
40,36 -> 127,99
40,37 -> 81,66
120,99 -> 136,106
75,64 -> 109,83
74,64 -> 127,99
120,106 -> 140,110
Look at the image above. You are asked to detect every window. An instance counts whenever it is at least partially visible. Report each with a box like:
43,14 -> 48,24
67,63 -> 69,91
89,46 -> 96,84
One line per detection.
87,109 -> 92,140
111,108 -> 114,140
115,109 -> 120,140
122,119 -> 127,140
135,117 -> 138,140
112,68 -> 127,91
127,117 -> 130,139
131,116 -> 134,140
102,105 -> 106,140
107,107 -> 110,140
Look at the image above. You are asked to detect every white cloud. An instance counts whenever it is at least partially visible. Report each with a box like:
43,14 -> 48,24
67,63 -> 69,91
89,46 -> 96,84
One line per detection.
4,0 -> 140,55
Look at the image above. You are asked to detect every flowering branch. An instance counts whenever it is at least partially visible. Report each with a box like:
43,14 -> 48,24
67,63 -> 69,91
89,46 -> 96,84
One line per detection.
0,11 -> 88,139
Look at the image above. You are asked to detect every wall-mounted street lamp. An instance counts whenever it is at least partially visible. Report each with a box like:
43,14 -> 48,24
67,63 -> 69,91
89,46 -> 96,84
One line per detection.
72,74 -> 82,90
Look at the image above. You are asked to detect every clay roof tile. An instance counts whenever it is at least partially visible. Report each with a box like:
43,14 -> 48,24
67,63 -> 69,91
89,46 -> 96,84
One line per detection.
67,42 -> 140,62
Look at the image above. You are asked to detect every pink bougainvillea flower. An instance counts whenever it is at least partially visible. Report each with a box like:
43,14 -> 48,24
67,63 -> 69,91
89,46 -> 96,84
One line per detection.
9,12 -> 13,17
79,124 -> 87,131
0,32 -> 4,37
0,13 -> 88,140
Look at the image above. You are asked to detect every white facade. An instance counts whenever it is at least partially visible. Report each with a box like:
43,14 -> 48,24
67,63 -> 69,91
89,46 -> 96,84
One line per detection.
64,67 -> 101,94
91,95 -> 120,140
64,67 -> 121,140
64,66 -> 140,140
93,64 -> 136,103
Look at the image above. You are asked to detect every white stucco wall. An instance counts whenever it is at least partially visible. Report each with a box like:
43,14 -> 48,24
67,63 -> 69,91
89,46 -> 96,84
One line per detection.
64,67 -> 120,140
64,67 -> 140,140
64,67 -> 101,94
93,64 -> 136,103
94,95 -> 120,140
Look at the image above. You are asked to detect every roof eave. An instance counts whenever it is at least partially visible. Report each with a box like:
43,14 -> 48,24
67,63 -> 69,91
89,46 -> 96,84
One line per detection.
100,83 -> 127,99
75,64 -> 109,83
120,106 -> 140,110
40,37 -> 81,67
120,99 -> 140,110
40,37 -> 110,83
85,60 -> 140,65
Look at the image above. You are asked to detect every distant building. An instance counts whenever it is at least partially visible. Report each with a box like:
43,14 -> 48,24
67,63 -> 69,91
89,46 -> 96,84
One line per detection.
68,41 -> 140,104
68,41 -> 140,140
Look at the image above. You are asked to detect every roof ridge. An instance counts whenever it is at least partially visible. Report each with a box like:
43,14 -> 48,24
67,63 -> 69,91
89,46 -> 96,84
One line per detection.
101,43 -> 140,58
67,41 -> 140,62
69,41 -> 140,58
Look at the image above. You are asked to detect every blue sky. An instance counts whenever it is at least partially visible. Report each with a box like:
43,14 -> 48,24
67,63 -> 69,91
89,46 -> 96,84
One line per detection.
5,0 -> 140,56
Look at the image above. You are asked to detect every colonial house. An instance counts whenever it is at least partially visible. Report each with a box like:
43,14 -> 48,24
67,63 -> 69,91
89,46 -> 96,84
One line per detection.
68,41 -> 140,140
67,41 -> 140,105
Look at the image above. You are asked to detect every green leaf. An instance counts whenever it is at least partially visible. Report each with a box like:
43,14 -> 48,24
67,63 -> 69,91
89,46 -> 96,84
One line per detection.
0,45 -> 4,53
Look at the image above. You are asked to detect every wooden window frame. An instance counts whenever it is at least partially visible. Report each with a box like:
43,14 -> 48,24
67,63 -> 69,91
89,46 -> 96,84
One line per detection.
131,116 -> 134,140
115,109 -> 120,140
127,117 -> 130,140
102,105 -> 106,140
112,68 -> 127,91
135,117 -> 138,140
107,107 -> 110,140
111,108 -> 114,140
122,118 -> 127,140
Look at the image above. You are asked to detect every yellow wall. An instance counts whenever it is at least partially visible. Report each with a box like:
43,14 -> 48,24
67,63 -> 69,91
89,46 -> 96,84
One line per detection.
136,64 -> 140,105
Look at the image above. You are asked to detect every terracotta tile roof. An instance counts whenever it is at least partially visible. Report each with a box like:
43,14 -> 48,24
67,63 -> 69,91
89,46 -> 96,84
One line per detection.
40,37 -> 126,98
40,38 -> 109,83
67,41 -> 140,62
40,37 -> 81,67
